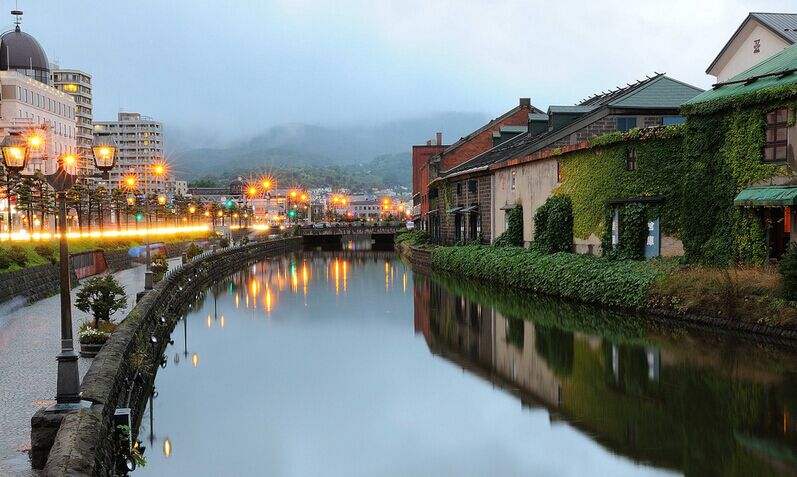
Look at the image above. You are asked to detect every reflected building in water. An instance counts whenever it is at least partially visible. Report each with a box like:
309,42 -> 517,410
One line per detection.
414,274 -> 797,477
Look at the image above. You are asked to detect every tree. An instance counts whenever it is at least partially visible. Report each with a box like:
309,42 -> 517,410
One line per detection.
75,275 -> 128,328
67,179 -> 88,233
110,187 -> 127,232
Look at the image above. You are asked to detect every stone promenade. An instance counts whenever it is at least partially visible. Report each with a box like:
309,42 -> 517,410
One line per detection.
0,258 -> 179,476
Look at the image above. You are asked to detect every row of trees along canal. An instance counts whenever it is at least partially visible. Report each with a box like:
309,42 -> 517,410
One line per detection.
0,174 -> 248,235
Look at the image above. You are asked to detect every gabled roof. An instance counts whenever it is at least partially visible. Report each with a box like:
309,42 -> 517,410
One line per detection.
686,43 -> 797,107
440,101 -> 542,156
707,12 -> 797,74
483,74 -> 702,169
439,128 -> 535,178
528,113 -> 548,122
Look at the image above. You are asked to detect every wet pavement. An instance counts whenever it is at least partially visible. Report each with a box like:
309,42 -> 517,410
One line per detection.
0,258 -> 179,476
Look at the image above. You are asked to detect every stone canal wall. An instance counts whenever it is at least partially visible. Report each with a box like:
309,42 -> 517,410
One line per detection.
38,238 -> 301,477
0,241 -> 196,307
396,243 -> 432,275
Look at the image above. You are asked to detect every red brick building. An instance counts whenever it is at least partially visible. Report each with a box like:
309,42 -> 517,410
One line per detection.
412,98 -> 541,235
411,132 -> 446,227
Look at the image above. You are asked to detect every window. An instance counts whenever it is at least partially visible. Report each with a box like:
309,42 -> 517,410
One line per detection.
468,179 -> 477,193
753,39 -> 761,53
662,116 -> 685,126
557,160 -> 562,183
617,117 -> 637,132
627,148 -> 637,171
511,171 -> 516,190
456,182 -> 462,195
764,109 -> 788,162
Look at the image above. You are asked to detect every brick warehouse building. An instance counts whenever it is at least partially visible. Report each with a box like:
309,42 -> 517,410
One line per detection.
411,132 -> 447,229
414,98 -> 542,241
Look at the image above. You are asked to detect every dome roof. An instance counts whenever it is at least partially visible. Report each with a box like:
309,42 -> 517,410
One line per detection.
0,26 -> 49,77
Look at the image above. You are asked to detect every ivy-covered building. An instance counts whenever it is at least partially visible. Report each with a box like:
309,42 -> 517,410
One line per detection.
681,43 -> 797,263
490,127 -> 686,257
485,74 -> 702,254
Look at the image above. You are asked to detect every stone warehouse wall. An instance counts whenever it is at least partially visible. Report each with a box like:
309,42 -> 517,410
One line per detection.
39,238 -> 302,477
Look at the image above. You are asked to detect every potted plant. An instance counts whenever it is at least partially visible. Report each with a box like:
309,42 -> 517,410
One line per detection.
75,275 -> 128,357
150,253 -> 169,283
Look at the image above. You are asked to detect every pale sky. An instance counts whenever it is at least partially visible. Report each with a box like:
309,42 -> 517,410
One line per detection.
13,0 -> 797,144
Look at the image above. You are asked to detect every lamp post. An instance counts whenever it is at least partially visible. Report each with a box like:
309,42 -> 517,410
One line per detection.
2,132 -> 117,407
1,133 -> 27,239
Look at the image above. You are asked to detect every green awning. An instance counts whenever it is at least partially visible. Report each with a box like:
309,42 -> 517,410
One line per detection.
446,207 -> 462,214
734,186 -> 797,207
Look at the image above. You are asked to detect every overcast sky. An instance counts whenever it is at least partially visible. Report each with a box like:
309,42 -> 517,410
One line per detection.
13,0 -> 796,145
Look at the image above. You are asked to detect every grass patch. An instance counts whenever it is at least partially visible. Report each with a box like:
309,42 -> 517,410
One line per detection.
0,232 -> 208,274
650,266 -> 797,327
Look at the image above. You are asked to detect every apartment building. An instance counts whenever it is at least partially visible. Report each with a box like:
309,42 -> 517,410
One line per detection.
93,112 -> 166,191
52,67 -> 93,176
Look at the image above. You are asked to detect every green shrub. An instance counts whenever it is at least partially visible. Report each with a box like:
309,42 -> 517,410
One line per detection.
533,195 -> 573,254
75,275 -> 128,328
780,243 -> 797,300
7,245 -> 27,267
150,253 -> 169,275
432,245 -> 664,309
186,242 -> 203,261
396,230 -> 431,247
0,248 -> 11,269
602,203 -> 649,261
34,243 -> 57,264
494,206 -> 523,247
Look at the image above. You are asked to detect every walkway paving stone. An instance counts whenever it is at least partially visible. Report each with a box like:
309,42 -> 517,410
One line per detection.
0,258 -> 180,476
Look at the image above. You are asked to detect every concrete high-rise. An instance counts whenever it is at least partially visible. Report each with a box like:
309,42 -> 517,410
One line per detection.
52,67 -> 93,176
93,112 -> 166,191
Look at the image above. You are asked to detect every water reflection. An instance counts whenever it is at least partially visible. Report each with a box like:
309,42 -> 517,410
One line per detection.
416,273 -> 797,477
137,247 -> 797,477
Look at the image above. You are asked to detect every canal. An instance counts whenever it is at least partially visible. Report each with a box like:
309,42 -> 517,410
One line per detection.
136,245 -> 797,476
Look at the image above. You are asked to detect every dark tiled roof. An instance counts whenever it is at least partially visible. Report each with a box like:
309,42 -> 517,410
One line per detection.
441,129 -> 538,176
440,102 -> 543,156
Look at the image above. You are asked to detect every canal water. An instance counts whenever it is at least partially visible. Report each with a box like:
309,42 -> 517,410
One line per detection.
136,245 -> 797,477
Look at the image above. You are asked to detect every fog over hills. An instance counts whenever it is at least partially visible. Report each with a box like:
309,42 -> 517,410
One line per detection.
164,112 -> 489,187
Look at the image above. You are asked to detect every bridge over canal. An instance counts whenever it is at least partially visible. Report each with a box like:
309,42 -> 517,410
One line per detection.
297,223 -> 407,247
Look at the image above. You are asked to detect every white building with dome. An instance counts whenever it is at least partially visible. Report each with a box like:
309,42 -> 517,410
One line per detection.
0,17 -> 77,176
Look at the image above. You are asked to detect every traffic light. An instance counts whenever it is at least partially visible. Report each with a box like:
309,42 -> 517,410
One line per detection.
135,213 -> 144,221
225,199 -> 234,208
288,209 -> 296,218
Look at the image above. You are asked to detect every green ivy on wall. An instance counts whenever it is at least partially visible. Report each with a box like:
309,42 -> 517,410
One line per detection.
600,203 -> 649,261
533,194 -> 574,254
555,127 -> 684,241
681,100 -> 796,265
494,206 -> 523,247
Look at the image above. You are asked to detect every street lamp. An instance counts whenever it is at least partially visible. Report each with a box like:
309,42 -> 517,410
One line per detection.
1,132 -> 29,238
5,132 -> 118,409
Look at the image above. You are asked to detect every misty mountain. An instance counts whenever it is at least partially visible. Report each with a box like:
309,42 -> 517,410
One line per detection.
166,112 -> 489,185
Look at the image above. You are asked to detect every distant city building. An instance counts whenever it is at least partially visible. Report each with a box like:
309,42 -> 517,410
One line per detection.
0,20 -> 77,176
51,67 -> 93,176
94,112 -> 165,191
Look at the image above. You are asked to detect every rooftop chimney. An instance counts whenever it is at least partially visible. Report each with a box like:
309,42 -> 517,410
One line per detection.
426,140 -> 432,146
436,132 -> 442,145
519,98 -> 531,109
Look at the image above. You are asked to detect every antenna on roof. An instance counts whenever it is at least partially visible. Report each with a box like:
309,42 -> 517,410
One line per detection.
11,8 -> 22,31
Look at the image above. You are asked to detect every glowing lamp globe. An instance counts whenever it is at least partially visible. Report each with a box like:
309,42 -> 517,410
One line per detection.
1,132 -> 29,171
92,134 -> 118,172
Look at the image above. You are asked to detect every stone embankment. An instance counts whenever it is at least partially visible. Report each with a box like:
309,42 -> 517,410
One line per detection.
37,238 -> 301,476
0,241 -> 194,306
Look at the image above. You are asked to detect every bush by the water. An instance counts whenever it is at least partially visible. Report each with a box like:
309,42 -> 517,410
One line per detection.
186,242 -> 203,261
396,230 -> 431,247
432,245 -> 664,308
780,243 -> 797,300
494,206 -> 523,247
